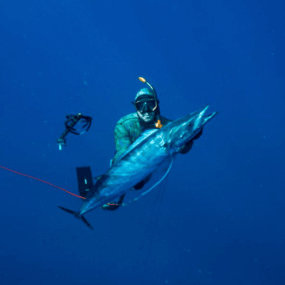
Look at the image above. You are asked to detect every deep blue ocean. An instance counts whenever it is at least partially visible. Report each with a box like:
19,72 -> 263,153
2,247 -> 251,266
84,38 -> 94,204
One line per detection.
0,1 -> 284,284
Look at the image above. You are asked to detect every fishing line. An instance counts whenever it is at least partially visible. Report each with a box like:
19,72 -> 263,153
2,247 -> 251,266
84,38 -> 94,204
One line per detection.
119,159 -> 174,210
130,164 -> 171,284
0,165 -> 86,200
142,175 -> 169,278
130,182 -> 164,284
133,159 -> 173,201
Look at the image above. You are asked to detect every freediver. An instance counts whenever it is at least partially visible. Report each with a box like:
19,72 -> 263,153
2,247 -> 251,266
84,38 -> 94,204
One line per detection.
102,77 -> 203,210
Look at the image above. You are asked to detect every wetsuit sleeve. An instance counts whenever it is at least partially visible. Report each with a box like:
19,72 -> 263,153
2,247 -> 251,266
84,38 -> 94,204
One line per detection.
113,123 -> 133,163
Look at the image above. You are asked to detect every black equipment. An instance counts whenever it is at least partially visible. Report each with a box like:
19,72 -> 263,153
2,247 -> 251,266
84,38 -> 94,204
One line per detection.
57,113 -> 92,150
76,167 -> 94,198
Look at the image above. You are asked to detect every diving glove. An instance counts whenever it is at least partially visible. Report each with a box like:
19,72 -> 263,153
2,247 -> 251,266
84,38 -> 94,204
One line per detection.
101,194 -> 125,211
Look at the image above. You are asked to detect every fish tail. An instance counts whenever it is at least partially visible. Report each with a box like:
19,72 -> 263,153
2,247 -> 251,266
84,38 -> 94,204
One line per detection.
57,206 -> 94,230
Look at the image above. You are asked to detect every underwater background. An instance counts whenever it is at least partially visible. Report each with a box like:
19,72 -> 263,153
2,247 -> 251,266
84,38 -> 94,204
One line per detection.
0,0 -> 284,284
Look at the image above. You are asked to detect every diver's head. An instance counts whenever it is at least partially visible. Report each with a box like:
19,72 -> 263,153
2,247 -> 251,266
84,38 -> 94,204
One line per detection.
134,88 -> 159,124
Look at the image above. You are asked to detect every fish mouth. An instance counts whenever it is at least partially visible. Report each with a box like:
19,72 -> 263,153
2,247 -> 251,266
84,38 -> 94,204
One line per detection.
179,105 -> 217,146
188,105 -> 217,128
200,105 -> 209,116
186,105 -> 209,129
194,105 -> 208,127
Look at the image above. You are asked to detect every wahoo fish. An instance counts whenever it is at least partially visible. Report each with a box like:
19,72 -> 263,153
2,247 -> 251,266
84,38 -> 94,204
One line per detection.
58,105 -> 217,229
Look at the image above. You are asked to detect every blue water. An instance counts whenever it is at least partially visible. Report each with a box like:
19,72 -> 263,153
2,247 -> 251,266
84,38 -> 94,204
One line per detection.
0,1 -> 284,284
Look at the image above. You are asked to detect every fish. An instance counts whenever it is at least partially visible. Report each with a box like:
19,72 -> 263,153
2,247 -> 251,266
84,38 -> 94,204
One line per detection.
58,105 -> 217,229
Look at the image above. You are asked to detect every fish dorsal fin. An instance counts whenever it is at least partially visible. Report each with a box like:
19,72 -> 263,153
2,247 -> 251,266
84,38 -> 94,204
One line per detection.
117,129 -> 158,161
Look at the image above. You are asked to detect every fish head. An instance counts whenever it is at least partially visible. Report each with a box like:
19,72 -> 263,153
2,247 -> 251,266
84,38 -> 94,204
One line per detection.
168,105 -> 217,151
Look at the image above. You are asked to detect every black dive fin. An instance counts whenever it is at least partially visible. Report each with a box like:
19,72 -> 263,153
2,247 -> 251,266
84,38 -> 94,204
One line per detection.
76,167 -> 94,198
58,206 -> 94,230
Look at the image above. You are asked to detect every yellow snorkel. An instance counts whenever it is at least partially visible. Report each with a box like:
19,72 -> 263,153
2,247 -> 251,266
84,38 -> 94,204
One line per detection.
138,77 -> 163,129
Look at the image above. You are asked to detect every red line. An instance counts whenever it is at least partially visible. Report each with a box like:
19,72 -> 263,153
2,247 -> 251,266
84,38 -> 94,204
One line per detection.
0,165 -> 86,200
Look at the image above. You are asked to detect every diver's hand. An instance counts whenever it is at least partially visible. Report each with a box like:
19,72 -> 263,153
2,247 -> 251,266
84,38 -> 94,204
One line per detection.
179,128 -> 203,154
179,140 -> 193,154
101,194 -> 125,211
192,128 -> 203,140
101,203 -> 120,211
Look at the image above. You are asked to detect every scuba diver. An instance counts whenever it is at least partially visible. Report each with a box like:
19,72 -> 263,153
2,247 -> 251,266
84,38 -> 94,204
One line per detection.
102,77 -> 202,211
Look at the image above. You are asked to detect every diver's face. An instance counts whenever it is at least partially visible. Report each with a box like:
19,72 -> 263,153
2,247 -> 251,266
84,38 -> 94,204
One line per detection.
137,110 -> 155,123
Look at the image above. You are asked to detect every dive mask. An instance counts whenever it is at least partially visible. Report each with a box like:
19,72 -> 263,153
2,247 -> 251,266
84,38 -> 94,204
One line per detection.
135,99 -> 158,113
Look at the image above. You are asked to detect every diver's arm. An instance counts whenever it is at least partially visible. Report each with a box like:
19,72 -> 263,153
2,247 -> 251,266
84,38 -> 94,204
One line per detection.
113,123 -> 133,163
